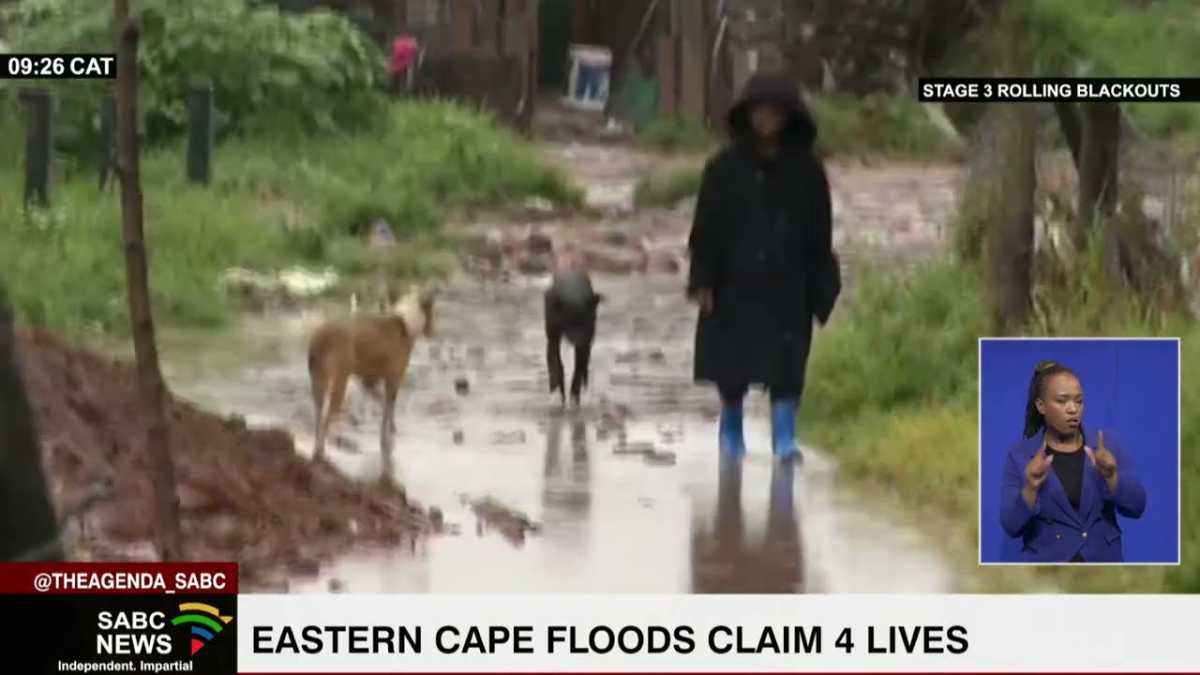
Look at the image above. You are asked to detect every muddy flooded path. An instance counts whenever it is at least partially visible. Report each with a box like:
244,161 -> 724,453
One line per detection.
163,138 -> 966,594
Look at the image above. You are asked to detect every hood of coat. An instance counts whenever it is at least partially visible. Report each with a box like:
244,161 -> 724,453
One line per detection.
726,71 -> 817,151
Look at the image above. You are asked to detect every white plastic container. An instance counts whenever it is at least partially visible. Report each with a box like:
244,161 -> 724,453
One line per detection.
564,44 -> 612,111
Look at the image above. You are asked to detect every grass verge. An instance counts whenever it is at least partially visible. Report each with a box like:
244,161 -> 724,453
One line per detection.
0,100 -> 581,340
634,167 -> 703,210
802,257 -> 1198,592
808,93 -> 964,161
633,116 -> 719,155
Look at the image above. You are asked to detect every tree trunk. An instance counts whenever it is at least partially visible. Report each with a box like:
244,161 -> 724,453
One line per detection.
1054,101 -> 1082,170
114,0 -> 184,561
954,105 -> 1001,261
983,102 -> 1037,332
1076,102 -> 1121,273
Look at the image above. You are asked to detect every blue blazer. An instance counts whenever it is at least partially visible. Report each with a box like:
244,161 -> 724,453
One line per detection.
999,428 -> 1146,563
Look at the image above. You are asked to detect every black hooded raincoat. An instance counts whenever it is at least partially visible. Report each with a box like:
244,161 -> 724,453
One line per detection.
687,73 -> 840,397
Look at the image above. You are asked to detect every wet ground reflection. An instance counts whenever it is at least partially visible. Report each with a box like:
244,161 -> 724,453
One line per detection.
691,454 -> 803,593
166,275 -> 955,593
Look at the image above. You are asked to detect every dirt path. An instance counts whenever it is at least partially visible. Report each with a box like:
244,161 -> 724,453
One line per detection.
163,135 -> 967,593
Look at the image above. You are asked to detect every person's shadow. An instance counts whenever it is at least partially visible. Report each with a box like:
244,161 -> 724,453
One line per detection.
690,454 -> 804,593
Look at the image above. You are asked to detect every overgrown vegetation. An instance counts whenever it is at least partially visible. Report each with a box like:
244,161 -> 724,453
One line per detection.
0,102 -> 580,338
939,0 -> 1200,140
634,116 -> 718,154
802,256 -> 1198,592
808,93 -> 962,160
634,166 -> 702,209
1,0 -> 388,155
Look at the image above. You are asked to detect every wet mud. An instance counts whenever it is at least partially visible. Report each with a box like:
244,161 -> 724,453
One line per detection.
47,120 -> 967,592
16,329 -> 424,588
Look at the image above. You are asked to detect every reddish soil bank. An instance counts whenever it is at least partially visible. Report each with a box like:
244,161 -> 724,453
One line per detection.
16,329 -> 425,588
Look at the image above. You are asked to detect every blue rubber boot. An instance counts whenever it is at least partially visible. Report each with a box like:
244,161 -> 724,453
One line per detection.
718,400 -> 747,457
771,398 -> 803,463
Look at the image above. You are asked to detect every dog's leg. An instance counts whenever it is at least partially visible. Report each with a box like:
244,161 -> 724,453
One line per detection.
547,334 -> 566,406
318,370 -> 350,463
310,368 -> 328,460
361,377 -> 395,434
545,293 -> 567,405
569,339 -> 592,407
380,375 -> 400,485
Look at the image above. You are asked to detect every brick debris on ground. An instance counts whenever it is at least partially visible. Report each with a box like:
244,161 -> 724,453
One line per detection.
16,329 -> 426,588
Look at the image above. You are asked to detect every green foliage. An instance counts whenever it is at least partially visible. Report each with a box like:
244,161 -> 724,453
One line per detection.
634,116 -> 717,154
1,0 -> 388,157
803,259 -> 988,427
803,255 -> 1199,592
633,166 -> 702,209
939,0 -> 1200,139
0,101 -> 580,338
808,93 -> 961,160
216,101 -> 582,239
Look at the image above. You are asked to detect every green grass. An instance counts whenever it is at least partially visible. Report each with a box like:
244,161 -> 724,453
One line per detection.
633,166 -> 703,209
940,0 -> 1200,141
802,257 -> 1199,592
633,116 -> 718,155
808,93 -> 963,160
0,99 -> 581,339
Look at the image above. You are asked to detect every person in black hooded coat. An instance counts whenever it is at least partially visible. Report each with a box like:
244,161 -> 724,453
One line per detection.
687,71 -> 841,463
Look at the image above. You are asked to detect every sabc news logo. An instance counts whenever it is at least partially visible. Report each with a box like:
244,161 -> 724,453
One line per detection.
97,602 -> 234,657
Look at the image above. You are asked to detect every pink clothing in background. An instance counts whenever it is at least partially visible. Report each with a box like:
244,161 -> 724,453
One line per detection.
391,36 -> 419,76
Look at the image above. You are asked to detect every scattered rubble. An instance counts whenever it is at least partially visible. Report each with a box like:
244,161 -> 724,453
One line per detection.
17,329 -> 425,588
491,430 -> 527,445
465,496 -> 541,548
219,266 -> 339,308
454,377 -> 471,396
367,219 -> 397,250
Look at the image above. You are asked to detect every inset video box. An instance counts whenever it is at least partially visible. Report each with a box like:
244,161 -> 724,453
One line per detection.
918,77 -> 1200,103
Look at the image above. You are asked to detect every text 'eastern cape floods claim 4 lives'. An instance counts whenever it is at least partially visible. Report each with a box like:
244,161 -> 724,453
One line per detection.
251,624 -> 970,656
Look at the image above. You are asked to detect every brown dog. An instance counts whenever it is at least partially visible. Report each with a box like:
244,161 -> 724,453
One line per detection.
307,285 -> 437,474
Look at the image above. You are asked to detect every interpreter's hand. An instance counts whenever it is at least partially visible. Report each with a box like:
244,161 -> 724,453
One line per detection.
1086,430 -> 1119,489
690,288 -> 714,315
1022,440 -> 1054,509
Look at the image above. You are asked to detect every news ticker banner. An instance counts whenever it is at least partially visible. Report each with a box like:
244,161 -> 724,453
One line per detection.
919,77 -> 1200,103
3,562 -> 1200,674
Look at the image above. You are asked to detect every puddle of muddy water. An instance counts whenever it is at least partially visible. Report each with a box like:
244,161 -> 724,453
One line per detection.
162,273 -> 959,594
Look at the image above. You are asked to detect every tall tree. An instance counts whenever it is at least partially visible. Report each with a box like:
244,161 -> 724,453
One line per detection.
983,102 -> 1038,331
968,0 -> 1038,330
114,0 -> 184,561
1077,101 -> 1122,276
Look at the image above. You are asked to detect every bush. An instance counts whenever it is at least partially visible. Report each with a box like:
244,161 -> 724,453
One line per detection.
634,116 -> 717,154
803,259 -> 988,426
808,93 -> 960,160
803,256 -> 1199,592
633,166 -> 702,209
1,0 -> 388,157
0,100 -> 581,338
938,0 -> 1200,140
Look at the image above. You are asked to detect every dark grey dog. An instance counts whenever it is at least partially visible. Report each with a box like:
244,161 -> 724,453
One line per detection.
544,268 -> 603,406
